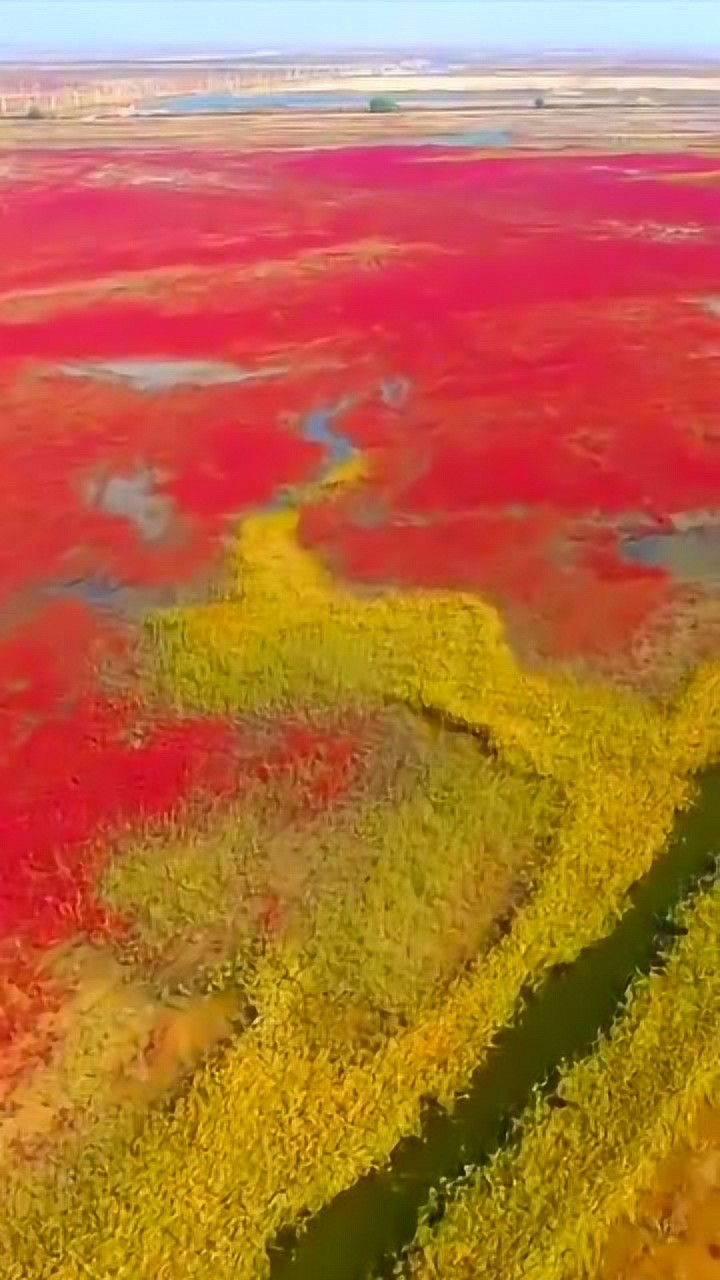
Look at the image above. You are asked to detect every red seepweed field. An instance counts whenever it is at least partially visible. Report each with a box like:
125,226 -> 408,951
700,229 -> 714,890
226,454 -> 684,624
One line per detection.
1,143 -> 720,1279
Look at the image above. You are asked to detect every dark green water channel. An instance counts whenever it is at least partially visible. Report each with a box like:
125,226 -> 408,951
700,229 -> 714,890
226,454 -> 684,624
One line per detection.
268,767 -> 720,1280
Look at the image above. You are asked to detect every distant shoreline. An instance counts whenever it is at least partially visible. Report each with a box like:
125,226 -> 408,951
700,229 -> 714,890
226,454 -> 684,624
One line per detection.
133,103 -> 720,122
3,100 -> 719,154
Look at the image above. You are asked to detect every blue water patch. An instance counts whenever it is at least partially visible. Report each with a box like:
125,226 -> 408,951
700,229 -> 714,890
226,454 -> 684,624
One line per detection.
411,130 -> 511,148
289,374 -> 412,503
621,535 -> 667,569
43,575 -> 182,617
302,397 -> 356,469
139,90 -> 514,116
141,91 -> 367,114
263,396 -> 357,515
621,526 -> 720,583
292,374 -> 412,499
45,575 -> 128,612
58,358 -> 289,393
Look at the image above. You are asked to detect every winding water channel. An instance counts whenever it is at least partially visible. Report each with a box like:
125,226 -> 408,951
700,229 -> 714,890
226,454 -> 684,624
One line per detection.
269,767 -> 720,1280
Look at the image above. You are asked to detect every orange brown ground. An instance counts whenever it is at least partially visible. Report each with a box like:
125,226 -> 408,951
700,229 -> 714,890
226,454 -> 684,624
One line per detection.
599,1107 -> 720,1279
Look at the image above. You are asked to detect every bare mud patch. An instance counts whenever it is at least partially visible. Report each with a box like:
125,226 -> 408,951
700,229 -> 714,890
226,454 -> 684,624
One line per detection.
86,466 -> 175,544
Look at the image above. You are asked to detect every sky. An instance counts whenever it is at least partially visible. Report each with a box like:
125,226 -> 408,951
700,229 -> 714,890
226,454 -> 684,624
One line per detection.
1,0 -> 719,57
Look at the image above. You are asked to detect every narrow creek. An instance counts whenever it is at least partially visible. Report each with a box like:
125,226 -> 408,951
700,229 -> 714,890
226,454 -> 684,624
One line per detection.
268,767 -> 720,1280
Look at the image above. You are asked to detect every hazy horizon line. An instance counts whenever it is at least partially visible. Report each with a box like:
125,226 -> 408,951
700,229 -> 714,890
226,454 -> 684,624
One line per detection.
2,41 -> 718,61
